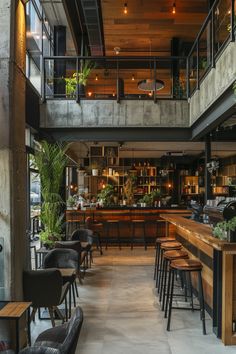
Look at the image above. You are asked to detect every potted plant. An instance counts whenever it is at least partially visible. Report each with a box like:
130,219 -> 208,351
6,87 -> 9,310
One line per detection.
97,184 -> 114,207
123,174 -> 137,206
64,60 -> 95,98
67,195 -> 76,210
34,141 -> 68,248
213,216 -> 236,242
139,194 -> 152,207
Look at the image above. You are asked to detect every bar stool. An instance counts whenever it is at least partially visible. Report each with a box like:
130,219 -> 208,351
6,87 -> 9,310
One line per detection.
131,220 -> 146,250
157,241 -> 182,292
160,250 -> 189,311
166,258 -> 206,335
106,220 -> 121,250
154,236 -> 175,281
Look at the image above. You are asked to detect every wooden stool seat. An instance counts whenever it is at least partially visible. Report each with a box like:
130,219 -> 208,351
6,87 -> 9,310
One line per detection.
107,220 -> 119,223
170,259 -> 203,271
156,237 -> 175,244
161,241 -> 182,250
132,219 -> 145,223
164,250 -> 188,260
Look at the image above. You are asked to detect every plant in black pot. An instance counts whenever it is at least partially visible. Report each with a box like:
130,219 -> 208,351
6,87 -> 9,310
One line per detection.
213,216 -> 236,242
65,60 -> 95,98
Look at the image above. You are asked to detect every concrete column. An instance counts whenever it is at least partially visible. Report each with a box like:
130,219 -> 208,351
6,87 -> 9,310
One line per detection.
0,0 -> 27,303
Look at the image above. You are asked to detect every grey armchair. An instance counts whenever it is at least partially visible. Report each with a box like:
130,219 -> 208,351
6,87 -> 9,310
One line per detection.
43,248 -> 79,316
71,228 -> 94,266
19,306 -> 83,354
23,269 -> 70,327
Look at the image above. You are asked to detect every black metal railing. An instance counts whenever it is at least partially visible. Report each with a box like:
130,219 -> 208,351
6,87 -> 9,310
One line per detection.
42,56 -> 187,102
41,0 -> 235,102
187,0 -> 235,96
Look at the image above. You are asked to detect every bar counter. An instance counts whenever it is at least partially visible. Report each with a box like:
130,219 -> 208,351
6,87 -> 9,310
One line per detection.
160,214 -> 236,345
66,207 -> 191,243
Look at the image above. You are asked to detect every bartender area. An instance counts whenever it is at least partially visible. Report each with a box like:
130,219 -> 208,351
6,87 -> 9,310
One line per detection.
60,140 -> 236,347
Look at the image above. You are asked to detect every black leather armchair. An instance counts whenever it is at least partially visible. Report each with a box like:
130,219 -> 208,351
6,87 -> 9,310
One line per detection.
23,269 -> 70,327
19,306 -> 83,354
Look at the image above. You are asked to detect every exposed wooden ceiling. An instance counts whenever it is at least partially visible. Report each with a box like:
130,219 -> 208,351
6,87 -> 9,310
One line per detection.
101,0 -> 208,56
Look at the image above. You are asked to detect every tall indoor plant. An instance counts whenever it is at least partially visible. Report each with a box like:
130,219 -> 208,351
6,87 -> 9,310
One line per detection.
34,141 -> 68,248
65,60 -> 95,98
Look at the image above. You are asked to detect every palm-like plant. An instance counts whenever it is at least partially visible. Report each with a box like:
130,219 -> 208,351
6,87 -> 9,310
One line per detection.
64,60 -> 95,97
34,141 -> 68,247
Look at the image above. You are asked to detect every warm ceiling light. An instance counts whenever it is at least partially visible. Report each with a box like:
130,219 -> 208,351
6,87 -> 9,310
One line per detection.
148,91 -> 153,96
88,91 -> 92,97
112,91 -> 116,97
172,2 -> 176,14
228,9 -> 231,15
95,74 -> 98,81
123,3 -> 128,14
132,74 -> 135,81
114,47 -> 121,55
138,79 -> 164,92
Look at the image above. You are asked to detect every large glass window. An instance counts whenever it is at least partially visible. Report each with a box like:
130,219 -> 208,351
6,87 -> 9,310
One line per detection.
26,0 -> 53,93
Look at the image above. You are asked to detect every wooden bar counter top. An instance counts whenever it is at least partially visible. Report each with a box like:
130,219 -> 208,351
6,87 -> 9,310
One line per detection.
160,213 -> 236,346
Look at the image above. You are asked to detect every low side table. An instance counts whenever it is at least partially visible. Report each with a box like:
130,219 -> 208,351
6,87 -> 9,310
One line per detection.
0,301 -> 32,353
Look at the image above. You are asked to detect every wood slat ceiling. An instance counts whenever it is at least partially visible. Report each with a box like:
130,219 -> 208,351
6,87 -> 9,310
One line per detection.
101,0 -> 208,56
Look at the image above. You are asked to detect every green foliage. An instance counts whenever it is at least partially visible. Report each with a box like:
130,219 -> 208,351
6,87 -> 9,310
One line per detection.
97,184 -> 114,206
64,61 -> 95,96
139,190 -> 161,206
34,141 -> 68,246
173,77 -> 185,99
212,216 -> 236,241
67,195 -> 76,208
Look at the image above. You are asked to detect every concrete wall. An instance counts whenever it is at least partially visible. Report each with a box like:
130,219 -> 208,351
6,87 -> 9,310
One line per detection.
190,42 -> 236,125
0,0 -> 27,303
40,99 -> 189,128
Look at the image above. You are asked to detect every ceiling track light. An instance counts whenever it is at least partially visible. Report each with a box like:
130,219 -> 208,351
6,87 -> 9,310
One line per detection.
172,2 -> 176,14
95,74 -> 98,81
132,74 -> 135,81
123,2 -> 128,14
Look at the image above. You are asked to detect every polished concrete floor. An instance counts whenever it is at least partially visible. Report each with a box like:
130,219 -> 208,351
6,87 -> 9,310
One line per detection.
31,247 -> 236,353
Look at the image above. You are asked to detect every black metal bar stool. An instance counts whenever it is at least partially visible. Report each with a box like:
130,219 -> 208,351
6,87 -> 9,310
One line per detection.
160,250 -> 189,311
154,236 -> 176,281
157,241 -> 182,292
131,219 -> 146,250
106,220 -> 121,250
166,258 -> 206,335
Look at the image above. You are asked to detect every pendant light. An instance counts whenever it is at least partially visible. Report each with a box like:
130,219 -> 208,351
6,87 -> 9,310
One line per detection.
137,40 -> 164,92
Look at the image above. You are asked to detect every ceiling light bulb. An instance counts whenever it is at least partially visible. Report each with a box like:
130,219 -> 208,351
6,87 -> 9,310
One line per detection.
124,3 -> 128,14
132,74 -> 135,81
172,2 -> 176,14
112,91 -> 116,97
95,74 -> 98,81
114,47 -> 121,55
88,91 -> 92,97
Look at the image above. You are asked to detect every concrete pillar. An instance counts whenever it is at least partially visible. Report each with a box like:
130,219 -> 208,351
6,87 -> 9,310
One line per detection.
0,0 -> 27,304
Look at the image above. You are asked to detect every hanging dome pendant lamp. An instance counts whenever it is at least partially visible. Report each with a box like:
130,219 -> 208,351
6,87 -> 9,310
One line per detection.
138,40 -> 165,92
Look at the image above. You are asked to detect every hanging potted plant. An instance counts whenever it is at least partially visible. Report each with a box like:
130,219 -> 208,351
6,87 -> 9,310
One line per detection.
65,60 -> 95,98
34,141 -> 68,248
